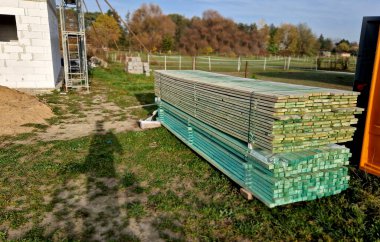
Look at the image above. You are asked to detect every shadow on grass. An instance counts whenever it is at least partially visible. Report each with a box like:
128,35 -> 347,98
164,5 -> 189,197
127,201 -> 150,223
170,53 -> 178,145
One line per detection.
84,120 -> 122,177
134,92 -> 155,105
45,120 -> 140,240
134,92 -> 157,115
80,120 -> 124,239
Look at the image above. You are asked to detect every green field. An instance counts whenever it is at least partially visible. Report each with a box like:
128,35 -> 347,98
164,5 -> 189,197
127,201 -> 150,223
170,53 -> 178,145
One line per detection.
112,52 -> 356,73
147,55 -> 355,90
233,69 -> 354,90
121,52 -> 356,73
148,56 -> 332,72
0,64 -> 379,241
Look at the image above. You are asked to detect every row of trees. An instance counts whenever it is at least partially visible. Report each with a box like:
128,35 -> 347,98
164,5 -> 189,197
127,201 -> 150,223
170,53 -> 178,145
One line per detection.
85,4 -> 358,57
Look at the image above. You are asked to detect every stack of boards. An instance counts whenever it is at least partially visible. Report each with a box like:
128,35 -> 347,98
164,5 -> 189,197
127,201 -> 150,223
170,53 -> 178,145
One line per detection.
155,70 -> 363,207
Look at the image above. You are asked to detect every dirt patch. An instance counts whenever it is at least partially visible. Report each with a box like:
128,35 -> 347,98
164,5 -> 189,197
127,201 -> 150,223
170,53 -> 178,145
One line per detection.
41,174 -> 156,241
127,217 -> 163,242
3,93 -> 142,145
0,86 -> 54,136
5,222 -> 34,240
35,101 -> 140,142
37,118 -> 139,142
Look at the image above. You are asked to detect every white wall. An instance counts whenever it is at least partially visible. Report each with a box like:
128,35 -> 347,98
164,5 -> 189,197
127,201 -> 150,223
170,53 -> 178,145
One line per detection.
0,0 -> 61,89
47,0 -> 61,85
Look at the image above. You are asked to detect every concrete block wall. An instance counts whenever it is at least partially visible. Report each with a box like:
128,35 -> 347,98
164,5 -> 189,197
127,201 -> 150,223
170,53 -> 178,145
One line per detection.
48,0 -> 61,85
0,0 -> 61,89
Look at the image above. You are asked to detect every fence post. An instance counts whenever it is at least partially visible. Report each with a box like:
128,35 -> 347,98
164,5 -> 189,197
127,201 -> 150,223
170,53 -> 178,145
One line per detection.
193,56 -> 196,70
238,56 -> 241,72
244,61 -> 248,78
164,55 -> 167,70
208,56 -> 211,71
315,56 -> 318,71
179,55 -> 182,70
287,57 -> 291,70
329,58 -> 332,70
263,57 -> 267,71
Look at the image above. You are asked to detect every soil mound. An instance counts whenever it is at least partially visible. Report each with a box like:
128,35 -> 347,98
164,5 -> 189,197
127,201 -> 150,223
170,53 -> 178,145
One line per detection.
0,86 -> 54,136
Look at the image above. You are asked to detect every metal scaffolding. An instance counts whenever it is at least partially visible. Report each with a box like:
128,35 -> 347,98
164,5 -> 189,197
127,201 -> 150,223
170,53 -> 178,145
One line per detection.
59,0 -> 89,92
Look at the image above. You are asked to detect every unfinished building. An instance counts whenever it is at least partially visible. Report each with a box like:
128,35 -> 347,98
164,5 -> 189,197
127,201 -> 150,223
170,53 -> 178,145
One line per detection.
0,0 -> 61,89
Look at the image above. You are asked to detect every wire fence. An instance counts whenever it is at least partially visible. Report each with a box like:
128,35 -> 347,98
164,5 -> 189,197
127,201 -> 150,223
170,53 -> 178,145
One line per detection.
104,52 -> 357,73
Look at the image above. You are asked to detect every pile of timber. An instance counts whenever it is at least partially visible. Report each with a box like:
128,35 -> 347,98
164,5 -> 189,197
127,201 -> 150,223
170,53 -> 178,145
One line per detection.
155,70 -> 363,207
155,70 -> 362,153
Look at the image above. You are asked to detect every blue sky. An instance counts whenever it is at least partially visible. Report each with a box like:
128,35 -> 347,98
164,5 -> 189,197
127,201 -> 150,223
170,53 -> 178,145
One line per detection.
82,0 -> 380,42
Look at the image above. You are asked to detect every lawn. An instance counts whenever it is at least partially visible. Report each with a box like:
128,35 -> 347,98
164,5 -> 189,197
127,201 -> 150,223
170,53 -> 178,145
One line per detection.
144,54 -> 356,73
0,64 -> 379,241
253,69 -> 354,90
224,69 -> 354,90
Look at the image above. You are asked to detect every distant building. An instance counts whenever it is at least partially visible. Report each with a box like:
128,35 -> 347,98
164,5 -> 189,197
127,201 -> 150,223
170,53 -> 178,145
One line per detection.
0,0 -> 61,89
339,52 -> 351,58
320,51 -> 332,57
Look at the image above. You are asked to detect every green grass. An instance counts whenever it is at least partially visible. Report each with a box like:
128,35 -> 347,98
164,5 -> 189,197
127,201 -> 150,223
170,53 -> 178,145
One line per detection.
145,55 -> 356,73
253,69 -> 354,90
222,69 -> 354,90
148,55 -> 354,90
91,64 -> 154,105
90,63 -> 157,118
0,64 -> 379,241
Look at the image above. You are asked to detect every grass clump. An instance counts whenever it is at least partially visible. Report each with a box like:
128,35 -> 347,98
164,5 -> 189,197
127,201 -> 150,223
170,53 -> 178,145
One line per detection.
0,64 -> 379,241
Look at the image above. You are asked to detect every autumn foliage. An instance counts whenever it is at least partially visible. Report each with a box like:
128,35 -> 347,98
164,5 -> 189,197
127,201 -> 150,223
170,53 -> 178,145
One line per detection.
85,4 -> 357,57
129,4 -> 176,52
179,10 -> 269,56
87,14 -> 121,48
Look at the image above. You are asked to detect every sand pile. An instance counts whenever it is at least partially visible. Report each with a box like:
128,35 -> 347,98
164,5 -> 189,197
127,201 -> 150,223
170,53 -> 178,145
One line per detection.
0,86 -> 54,136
